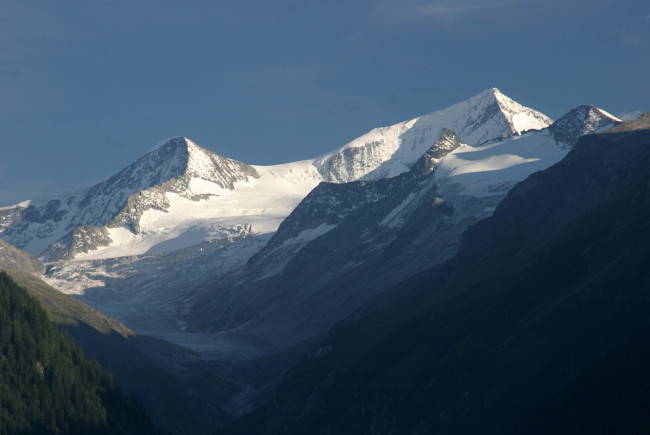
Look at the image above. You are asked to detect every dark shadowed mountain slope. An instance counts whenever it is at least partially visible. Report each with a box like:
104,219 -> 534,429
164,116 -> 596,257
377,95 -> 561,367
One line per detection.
0,272 -> 157,434
607,111 -> 650,133
226,119 -> 650,434
0,241 -> 239,435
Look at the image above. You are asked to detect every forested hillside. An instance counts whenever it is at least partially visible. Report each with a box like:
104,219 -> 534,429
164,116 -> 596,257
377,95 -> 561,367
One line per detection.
0,272 -> 156,434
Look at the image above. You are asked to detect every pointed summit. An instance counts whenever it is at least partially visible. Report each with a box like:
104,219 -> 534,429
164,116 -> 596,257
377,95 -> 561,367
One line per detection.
0,137 -> 260,257
549,105 -> 621,146
461,87 -> 553,140
130,136 -> 259,191
117,136 -> 194,190
73,137 -> 259,229
83,137 -> 258,207
315,88 -> 552,182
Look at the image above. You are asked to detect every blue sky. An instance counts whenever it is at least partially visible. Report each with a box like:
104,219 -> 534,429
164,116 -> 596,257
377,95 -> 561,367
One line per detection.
1,0 -> 648,205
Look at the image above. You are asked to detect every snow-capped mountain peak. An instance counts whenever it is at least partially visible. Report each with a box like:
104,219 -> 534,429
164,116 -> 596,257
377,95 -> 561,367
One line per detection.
56,136 -> 260,234
0,136 -> 261,258
549,105 -> 621,146
96,136 -> 258,194
488,88 -> 555,135
314,88 -> 552,183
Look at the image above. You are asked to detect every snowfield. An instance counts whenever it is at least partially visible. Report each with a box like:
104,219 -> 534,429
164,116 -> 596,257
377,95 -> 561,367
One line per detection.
435,131 -> 568,197
74,159 -> 323,260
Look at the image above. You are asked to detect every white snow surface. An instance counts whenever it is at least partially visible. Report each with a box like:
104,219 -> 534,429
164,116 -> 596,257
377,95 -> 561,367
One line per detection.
434,130 -> 568,198
0,200 -> 32,210
74,159 -> 324,260
594,107 -> 622,123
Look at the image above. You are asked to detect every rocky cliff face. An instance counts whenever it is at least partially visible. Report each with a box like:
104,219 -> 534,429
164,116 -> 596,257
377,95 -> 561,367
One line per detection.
549,105 -> 620,146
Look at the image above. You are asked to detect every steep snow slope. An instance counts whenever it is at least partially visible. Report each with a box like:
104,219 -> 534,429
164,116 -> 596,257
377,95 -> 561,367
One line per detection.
434,132 -> 566,197
434,104 -> 620,197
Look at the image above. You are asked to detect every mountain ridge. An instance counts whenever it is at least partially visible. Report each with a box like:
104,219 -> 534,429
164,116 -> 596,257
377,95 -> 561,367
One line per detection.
1,88 -> 553,263
0,89 -> 621,358
225,116 -> 650,435
314,88 -> 553,183
1,89 -> 641,434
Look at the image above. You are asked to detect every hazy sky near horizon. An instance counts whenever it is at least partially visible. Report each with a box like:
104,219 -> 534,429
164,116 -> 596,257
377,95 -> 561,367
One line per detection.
1,0 -> 649,205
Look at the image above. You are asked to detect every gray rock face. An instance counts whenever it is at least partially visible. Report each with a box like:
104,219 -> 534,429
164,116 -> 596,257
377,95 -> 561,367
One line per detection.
315,140 -> 387,183
549,105 -> 620,146
42,226 -> 113,262
410,128 -> 464,175
0,238 -> 45,276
